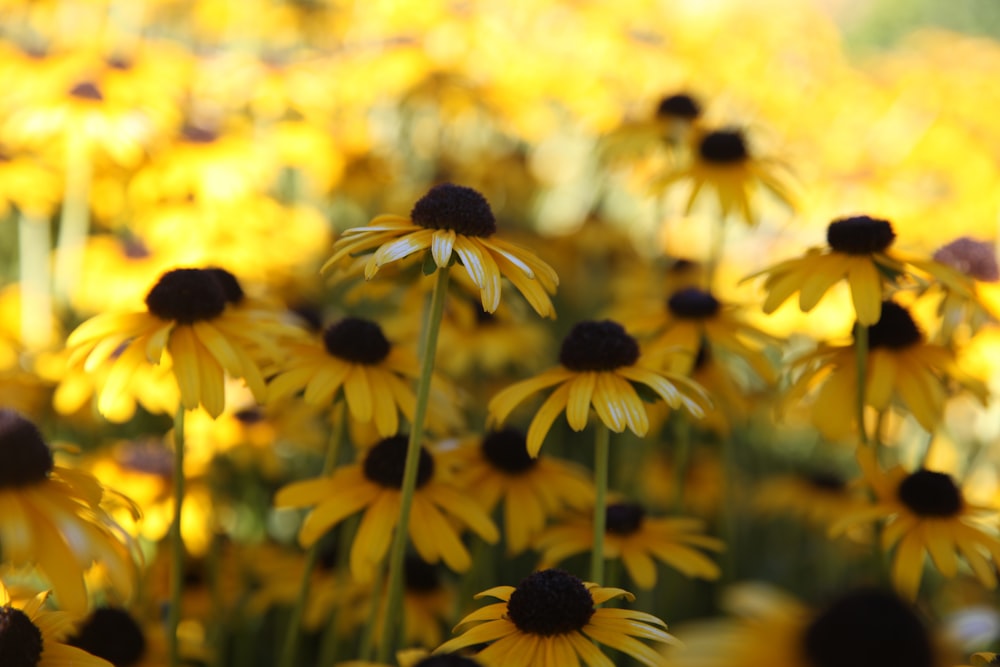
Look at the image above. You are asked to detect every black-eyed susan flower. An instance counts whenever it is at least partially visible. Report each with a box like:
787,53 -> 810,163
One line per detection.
665,584 -> 951,667
66,267 -> 295,418
784,300 -> 988,440
488,320 -> 712,456
830,447 -> 1000,600
267,317 -> 459,437
655,125 -> 794,226
0,581 -> 114,667
435,568 -> 679,667
752,469 -> 869,529
0,409 -> 137,612
322,183 -> 559,318
748,215 -> 970,326
274,435 -> 498,582
924,237 -> 1000,341
69,606 -> 167,667
439,428 -> 594,555
535,501 -> 723,589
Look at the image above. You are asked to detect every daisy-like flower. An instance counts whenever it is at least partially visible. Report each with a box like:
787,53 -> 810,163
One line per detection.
665,584 -> 951,667
831,447 -> 1000,600
654,126 -> 794,226
321,183 -> 559,318
753,469 -> 869,529
488,320 -> 712,456
535,501 -> 724,589
0,581 -> 113,667
748,214 -> 972,326
65,267 -> 295,418
926,237 -> 1000,341
69,606 -> 165,667
784,300 -> 988,440
274,435 -> 498,582
0,409 -> 137,613
435,568 -> 679,667
267,317 -> 460,437
439,428 -> 594,555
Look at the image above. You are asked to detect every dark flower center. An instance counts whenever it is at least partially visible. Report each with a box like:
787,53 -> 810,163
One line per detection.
410,183 -> 497,238
506,569 -> 595,636
405,555 -> 441,593
667,287 -> 721,319
322,317 -> 391,365
415,656 -> 483,667
145,268 -> 227,324
181,124 -> 219,144
897,470 -> 962,517
826,216 -> 896,255
233,407 -> 265,424
605,502 -> 645,535
802,588 -> 933,667
106,55 -> 132,70
698,129 -> 748,164
481,429 -> 538,474
656,93 -> 701,121
865,301 -> 922,350
0,606 -> 44,667
804,472 -> 846,492
0,410 -> 53,488
362,436 -> 434,489
559,320 -> 639,371
69,80 -> 103,101
204,267 -> 245,305
69,607 -> 147,667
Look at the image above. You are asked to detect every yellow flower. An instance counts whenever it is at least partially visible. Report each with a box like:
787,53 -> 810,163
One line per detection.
488,320 -> 712,456
68,606 -> 169,667
322,183 -> 559,317
65,267 -> 295,418
831,447 -> 1000,600
784,300 -> 988,440
536,501 -> 724,589
435,568 -> 679,667
753,469 -> 870,529
274,436 -> 498,582
0,581 -> 113,667
925,236 -> 1000,342
439,428 -> 594,555
0,409 -> 137,613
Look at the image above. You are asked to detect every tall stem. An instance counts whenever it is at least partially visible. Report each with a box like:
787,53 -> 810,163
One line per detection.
54,133 -> 92,308
18,212 -> 53,350
853,322 -> 870,447
590,422 -> 611,583
375,266 -> 450,663
278,404 -> 346,667
168,407 -> 187,667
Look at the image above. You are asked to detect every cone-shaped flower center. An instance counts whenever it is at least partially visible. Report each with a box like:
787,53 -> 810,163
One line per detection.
322,317 -> 391,364
802,588 -> 933,667
826,216 -> 896,255
559,320 -> 639,371
69,80 -> 103,101
506,569 -> 595,636
415,656 -> 483,667
897,470 -> 962,517
181,124 -> 219,144
69,607 -> 147,667
410,183 -> 497,237
933,237 -> 1000,282
667,287 -> 721,319
0,606 -> 44,667
481,428 -> 538,474
698,129 -> 748,164
205,267 -> 245,305
605,502 -> 646,535
656,93 -> 701,121
865,301 -> 922,350
145,268 -> 227,324
0,409 -> 53,488
405,555 -> 441,593
362,436 -> 434,489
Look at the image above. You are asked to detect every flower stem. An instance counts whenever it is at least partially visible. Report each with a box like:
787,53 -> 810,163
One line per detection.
671,415 -> 693,513
278,404 -> 346,667
376,265 -> 451,663
590,422 -> 611,583
18,211 -> 53,351
853,322 -> 870,447
54,133 -> 92,308
168,407 -> 186,667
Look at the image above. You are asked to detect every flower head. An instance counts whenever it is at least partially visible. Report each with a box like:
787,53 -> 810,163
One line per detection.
322,183 -> 559,317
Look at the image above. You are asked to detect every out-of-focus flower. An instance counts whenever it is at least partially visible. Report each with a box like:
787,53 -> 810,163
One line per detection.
69,606 -> 170,667
925,237 -> 1000,341
753,469 -> 870,529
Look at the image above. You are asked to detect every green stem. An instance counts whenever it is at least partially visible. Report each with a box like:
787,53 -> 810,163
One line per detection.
853,322 -> 870,447
168,407 -> 186,667
590,422 -> 611,584
671,415 -> 693,513
360,562 -> 387,661
375,265 -> 451,664
54,133 -> 92,308
278,405 -> 346,667
18,212 -> 53,350
705,214 -> 726,292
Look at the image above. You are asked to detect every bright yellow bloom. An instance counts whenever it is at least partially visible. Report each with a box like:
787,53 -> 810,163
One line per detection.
322,183 -> 559,317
